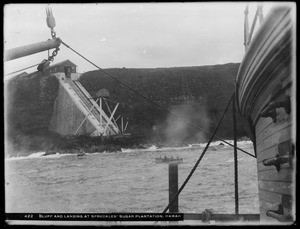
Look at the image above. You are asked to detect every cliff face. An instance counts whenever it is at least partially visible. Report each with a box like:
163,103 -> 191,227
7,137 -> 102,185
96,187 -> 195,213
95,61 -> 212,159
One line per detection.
79,63 -> 246,144
5,63 -> 247,156
5,73 -> 60,156
6,73 -> 59,133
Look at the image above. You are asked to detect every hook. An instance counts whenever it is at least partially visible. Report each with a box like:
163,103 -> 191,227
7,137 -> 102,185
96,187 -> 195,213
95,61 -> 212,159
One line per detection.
37,59 -> 51,74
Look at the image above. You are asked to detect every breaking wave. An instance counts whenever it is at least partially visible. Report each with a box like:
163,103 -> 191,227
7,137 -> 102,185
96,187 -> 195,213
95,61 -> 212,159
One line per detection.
5,151 -> 74,161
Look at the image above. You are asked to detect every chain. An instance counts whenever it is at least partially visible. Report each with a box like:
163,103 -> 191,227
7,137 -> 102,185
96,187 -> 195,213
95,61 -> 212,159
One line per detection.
48,46 -> 60,61
48,13 -> 59,62
37,44 -> 59,73
51,28 -> 56,39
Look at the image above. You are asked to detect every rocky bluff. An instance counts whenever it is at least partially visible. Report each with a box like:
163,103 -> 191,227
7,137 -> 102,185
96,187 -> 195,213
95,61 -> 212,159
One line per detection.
5,63 -> 248,156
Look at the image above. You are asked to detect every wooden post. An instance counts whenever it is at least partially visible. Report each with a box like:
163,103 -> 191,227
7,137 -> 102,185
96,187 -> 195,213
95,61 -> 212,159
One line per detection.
169,163 -> 179,213
156,156 -> 182,213
99,98 -> 102,130
121,117 -> 124,134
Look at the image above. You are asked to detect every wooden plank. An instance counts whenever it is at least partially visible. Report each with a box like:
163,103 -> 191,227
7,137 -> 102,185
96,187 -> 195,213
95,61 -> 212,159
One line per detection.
259,188 -> 291,205
258,180 -> 293,196
256,109 -> 291,138
257,137 -> 292,162
256,118 -> 273,137
245,48 -> 292,125
256,121 -> 292,148
251,76 -> 292,126
256,144 -> 277,164
258,167 -> 292,182
258,110 -> 291,139
250,74 -> 283,123
239,35 -> 291,119
256,139 -> 294,171
256,125 -> 292,153
259,189 -> 294,215
259,189 -> 281,207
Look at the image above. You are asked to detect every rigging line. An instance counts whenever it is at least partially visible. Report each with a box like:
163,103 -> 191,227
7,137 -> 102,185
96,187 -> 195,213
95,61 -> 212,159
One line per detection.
4,63 -> 40,77
61,40 -> 255,158
232,92 -> 239,215
161,93 -> 233,215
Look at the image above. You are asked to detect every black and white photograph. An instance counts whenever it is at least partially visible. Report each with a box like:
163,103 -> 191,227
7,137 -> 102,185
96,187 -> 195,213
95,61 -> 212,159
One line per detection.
4,2 -> 296,226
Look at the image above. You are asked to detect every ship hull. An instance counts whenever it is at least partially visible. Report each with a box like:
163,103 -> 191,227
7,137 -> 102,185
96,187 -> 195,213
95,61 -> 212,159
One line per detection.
236,6 -> 295,223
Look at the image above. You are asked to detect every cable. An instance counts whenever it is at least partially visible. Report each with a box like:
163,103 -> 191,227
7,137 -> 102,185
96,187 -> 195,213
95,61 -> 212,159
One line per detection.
4,63 -> 40,77
61,40 -> 255,158
232,92 -> 239,215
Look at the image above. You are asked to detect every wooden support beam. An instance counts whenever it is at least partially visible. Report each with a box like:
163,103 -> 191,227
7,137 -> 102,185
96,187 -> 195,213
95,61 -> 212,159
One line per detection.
104,103 -> 119,133
169,163 -> 179,213
124,120 -> 129,133
121,117 -> 124,133
73,98 -> 99,135
4,38 -> 61,61
115,115 -> 121,122
99,98 -> 102,128
103,98 -> 120,131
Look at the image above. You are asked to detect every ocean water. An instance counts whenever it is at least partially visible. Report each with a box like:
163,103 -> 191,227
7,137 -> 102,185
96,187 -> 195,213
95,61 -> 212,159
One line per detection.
5,141 -> 259,223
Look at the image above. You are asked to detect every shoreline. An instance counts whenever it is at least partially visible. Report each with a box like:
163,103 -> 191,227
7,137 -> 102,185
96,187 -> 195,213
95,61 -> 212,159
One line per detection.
5,140 -> 253,160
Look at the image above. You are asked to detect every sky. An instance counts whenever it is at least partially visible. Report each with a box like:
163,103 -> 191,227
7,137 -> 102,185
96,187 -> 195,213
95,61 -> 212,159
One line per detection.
4,2 -> 282,79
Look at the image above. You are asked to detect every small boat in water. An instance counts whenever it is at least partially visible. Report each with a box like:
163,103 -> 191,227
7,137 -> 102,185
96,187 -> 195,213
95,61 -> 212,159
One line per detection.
121,148 -> 134,153
77,150 -> 86,157
155,156 -> 183,164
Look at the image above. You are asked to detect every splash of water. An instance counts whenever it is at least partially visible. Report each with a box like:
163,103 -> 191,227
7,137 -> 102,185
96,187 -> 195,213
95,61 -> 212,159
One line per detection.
162,103 -> 210,146
5,151 -> 75,161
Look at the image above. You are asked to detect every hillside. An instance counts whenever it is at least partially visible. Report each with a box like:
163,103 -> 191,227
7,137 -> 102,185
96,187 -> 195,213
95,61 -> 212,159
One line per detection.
5,63 -> 248,156
79,63 -> 246,143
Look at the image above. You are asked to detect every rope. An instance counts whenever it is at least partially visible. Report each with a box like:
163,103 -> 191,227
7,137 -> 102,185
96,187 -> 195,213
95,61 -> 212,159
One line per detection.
161,93 -> 233,214
4,63 -> 40,77
61,40 -> 255,158
232,92 -> 239,215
